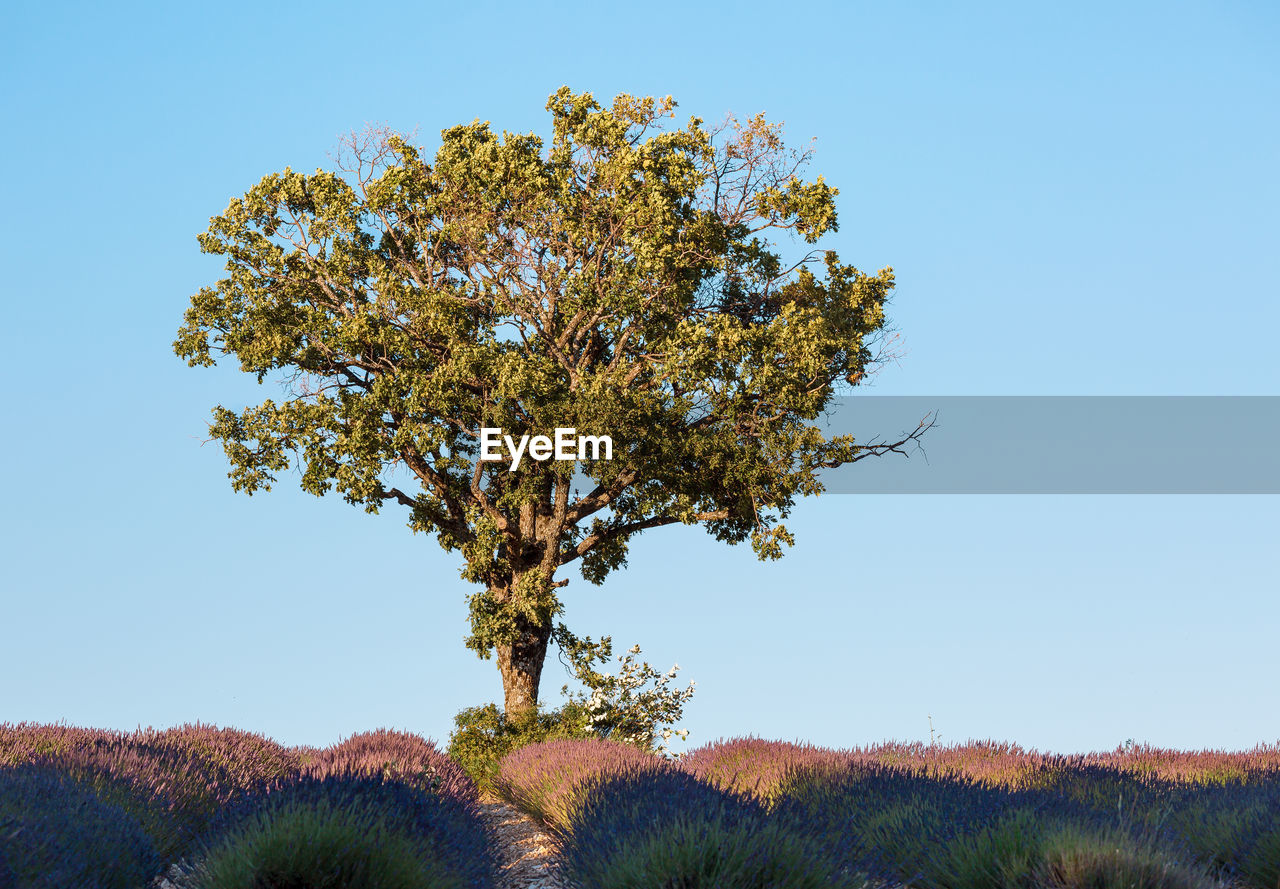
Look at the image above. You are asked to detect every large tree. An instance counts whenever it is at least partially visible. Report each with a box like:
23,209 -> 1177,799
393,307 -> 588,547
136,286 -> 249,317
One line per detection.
175,87 -> 929,718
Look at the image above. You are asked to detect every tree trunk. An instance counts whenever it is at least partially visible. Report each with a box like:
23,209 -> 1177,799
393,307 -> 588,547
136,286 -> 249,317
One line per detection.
495,613 -> 552,721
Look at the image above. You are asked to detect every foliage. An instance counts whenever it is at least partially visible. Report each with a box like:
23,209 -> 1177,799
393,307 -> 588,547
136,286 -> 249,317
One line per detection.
679,735 -> 850,804
303,727 -> 478,805
1240,822 -> 1280,889
5,721 -> 1280,889
1031,823 -> 1222,889
769,755 -> 1237,889
772,760 -> 1008,882
554,627 -> 695,756
0,721 -> 302,860
678,734 -> 1280,792
552,765 -> 857,889
492,737 -> 663,829
138,722 -> 302,791
175,774 -> 497,889
488,735 -> 1280,889
173,86 -> 923,715
909,808 -> 1218,889
926,807 -> 1048,889
1162,774 -> 1280,886
0,763 -> 160,889
290,744 -> 323,767
446,701 -> 596,797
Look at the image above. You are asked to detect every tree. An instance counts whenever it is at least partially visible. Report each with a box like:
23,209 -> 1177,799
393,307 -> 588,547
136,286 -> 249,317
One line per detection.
174,87 -> 931,720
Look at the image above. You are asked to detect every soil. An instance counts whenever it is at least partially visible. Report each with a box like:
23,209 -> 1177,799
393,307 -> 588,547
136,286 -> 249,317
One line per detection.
478,797 -> 571,889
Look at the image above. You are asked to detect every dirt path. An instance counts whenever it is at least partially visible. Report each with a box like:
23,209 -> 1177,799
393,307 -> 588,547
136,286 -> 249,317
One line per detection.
477,798 -> 570,889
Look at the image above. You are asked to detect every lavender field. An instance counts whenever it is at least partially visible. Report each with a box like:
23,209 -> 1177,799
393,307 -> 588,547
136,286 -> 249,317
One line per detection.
4,722 -> 1280,888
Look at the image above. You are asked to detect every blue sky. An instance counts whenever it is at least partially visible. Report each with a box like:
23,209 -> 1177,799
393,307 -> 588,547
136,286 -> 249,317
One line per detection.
2,1 -> 1276,755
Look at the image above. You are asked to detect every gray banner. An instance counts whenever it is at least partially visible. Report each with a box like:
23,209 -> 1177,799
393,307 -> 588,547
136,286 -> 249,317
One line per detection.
808,396 -> 1279,493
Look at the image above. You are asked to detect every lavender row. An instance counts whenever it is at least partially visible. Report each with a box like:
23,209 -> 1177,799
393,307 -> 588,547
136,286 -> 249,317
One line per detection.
493,736 -> 661,828
0,722 -> 489,888
493,737 -> 856,888
679,736 -> 1280,804
495,736 -> 1280,889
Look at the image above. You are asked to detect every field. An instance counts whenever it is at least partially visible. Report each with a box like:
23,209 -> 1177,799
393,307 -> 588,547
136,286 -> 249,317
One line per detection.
3,722 -> 1280,888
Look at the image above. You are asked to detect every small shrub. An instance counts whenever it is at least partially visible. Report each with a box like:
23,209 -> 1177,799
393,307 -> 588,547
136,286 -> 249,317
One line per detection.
1163,773 -> 1280,881
925,807 -> 1047,889
1033,823 -> 1221,889
305,728 -> 478,806
0,763 -> 160,889
0,722 -> 128,766
10,743 -> 192,862
175,774 -> 498,889
447,700 -> 594,797
553,629 -> 696,756
135,722 -> 301,794
1239,823 -> 1280,889
493,737 -> 663,829
680,736 -> 850,805
555,766 -> 857,889
772,760 -> 1004,883
1168,802 -> 1268,876
1016,763 -> 1172,829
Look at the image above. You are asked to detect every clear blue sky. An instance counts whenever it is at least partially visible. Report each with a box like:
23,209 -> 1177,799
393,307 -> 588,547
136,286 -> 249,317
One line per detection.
2,1 -> 1276,755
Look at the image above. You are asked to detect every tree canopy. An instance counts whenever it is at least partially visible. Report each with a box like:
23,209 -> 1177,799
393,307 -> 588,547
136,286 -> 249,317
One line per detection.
175,87 -> 928,716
